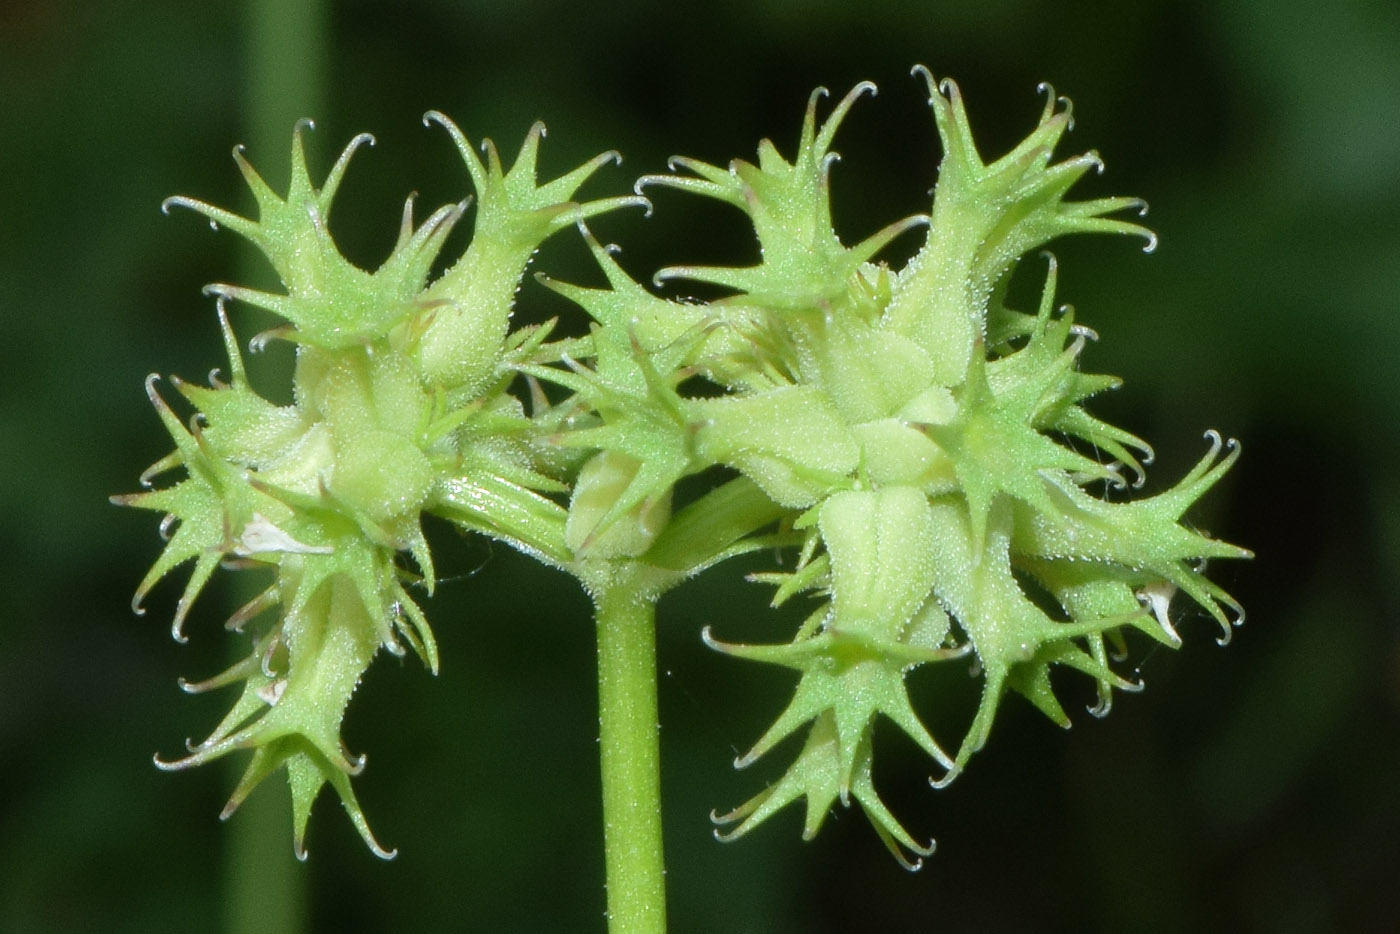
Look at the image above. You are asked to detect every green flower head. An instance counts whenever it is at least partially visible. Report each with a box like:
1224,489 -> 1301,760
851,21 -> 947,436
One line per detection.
118,116 -> 640,858
591,70 -> 1248,864
121,71 -> 1248,876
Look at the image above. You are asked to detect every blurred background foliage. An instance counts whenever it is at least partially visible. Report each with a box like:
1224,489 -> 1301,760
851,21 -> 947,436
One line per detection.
2,1 -> 1398,931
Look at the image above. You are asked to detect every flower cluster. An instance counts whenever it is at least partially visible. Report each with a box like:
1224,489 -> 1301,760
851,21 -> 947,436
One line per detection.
120,70 -> 1248,865
116,117 -> 643,858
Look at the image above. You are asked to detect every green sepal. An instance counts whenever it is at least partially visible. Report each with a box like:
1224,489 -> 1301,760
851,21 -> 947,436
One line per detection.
112,374 -> 283,640
711,711 -> 934,871
172,302 -> 309,465
1012,432 -> 1251,641
414,114 -> 647,391
984,255 -> 1153,482
518,306 -> 700,552
918,70 -> 1155,268
704,484 -> 967,857
641,82 -> 927,310
155,574 -> 394,859
689,386 -> 859,508
1013,560 -> 1180,717
166,125 -> 466,349
423,115 -> 644,259
819,487 -> 938,642
705,614 -> 957,866
917,342 -> 1120,552
287,745 -> 396,861
922,497 -> 1156,771
536,224 -> 710,359
885,69 -> 1154,385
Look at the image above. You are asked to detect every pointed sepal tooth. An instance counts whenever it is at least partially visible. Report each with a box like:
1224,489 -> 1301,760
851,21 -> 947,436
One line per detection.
640,80 -> 920,311
713,711 -> 935,869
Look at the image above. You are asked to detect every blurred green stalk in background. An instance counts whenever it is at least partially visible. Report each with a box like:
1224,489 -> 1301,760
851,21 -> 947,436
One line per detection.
224,2 -> 327,932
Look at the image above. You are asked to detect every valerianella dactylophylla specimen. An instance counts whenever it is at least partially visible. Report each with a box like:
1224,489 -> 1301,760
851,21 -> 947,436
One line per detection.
118,67 -> 1248,924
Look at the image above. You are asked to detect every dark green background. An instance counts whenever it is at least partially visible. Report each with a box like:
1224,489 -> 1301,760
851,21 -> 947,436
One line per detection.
2,1 -> 1397,931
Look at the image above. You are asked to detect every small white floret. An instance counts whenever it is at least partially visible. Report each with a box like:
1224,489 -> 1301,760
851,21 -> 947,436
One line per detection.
257,679 -> 288,706
233,512 -> 334,556
1136,580 -> 1180,644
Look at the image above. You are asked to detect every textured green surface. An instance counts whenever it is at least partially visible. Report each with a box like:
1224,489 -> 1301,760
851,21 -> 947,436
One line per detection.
3,1 -> 1396,930
114,67 -> 1246,882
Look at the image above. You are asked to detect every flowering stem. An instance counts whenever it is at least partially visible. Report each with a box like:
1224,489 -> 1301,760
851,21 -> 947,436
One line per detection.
592,567 -> 668,933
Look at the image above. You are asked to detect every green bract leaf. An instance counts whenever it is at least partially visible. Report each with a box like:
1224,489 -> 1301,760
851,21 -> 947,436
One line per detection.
415,114 -> 648,391
689,387 -> 859,508
641,83 -> 927,311
164,125 -> 465,350
703,487 -> 963,865
885,68 -> 1156,386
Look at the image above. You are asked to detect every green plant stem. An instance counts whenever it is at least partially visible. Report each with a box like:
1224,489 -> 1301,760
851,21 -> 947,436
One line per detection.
223,785 -> 307,934
593,566 -> 668,934
246,0 -> 330,167
224,2 -> 327,932
643,477 -> 788,574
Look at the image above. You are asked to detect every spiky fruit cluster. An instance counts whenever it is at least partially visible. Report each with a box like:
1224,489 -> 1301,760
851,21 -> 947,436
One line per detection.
543,71 -> 1249,866
116,117 -> 642,858
121,70 -> 1248,867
